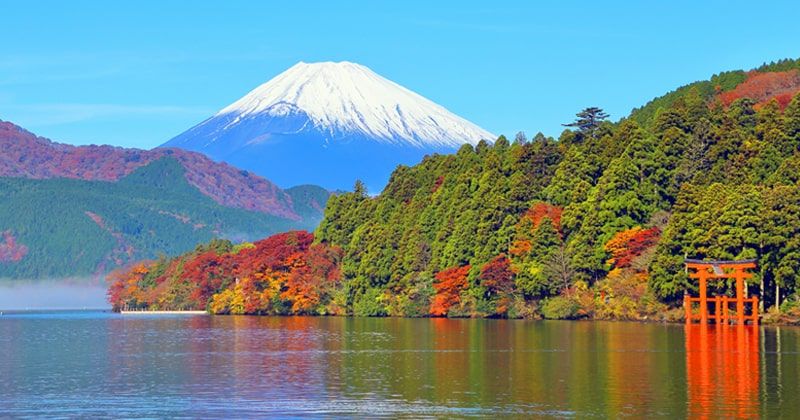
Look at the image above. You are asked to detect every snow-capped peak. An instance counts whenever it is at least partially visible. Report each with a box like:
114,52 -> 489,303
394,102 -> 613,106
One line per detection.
215,61 -> 495,148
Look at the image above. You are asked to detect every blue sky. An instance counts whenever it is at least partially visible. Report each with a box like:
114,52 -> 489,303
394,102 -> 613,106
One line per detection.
2,0 -> 799,149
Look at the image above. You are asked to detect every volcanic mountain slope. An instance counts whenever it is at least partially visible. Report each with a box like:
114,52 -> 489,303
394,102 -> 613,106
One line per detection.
163,61 -> 495,191
0,120 -> 329,279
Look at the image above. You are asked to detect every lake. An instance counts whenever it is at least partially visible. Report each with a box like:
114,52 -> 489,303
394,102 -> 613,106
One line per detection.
0,311 -> 796,417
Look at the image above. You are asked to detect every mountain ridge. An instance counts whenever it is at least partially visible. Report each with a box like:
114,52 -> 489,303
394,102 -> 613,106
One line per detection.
0,119 -> 326,219
212,61 -> 494,148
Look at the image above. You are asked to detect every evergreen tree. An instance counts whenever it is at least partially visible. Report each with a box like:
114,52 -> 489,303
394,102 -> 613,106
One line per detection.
563,107 -> 610,140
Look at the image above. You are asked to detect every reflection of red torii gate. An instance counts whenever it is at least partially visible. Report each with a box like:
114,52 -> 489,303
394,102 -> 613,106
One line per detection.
684,259 -> 759,325
684,324 -> 760,418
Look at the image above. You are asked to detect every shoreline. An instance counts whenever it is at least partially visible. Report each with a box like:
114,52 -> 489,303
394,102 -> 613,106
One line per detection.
6,308 -> 800,327
117,310 -> 791,326
120,310 -> 208,315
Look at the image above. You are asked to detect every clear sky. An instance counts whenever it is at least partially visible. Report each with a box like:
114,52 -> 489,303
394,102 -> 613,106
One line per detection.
2,0 -> 799,149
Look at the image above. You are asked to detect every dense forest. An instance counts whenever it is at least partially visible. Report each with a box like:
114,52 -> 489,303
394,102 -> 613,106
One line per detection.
109,58 -> 800,322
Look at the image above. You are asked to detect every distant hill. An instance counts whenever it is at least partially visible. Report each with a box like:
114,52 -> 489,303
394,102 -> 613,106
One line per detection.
163,61 -> 495,191
0,119 -> 325,218
0,157 -> 322,279
0,120 -> 330,280
285,184 -> 333,221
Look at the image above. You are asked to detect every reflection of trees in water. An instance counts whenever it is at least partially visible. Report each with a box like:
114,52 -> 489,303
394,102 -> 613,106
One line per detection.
97,317 -> 800,416
760,326 -> 800,417
338,320 -> 682,415
685,324 -> 759,418
229,316 -> 328,398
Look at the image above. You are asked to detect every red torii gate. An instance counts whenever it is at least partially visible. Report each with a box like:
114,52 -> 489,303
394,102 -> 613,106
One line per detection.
684,259 -> 758,325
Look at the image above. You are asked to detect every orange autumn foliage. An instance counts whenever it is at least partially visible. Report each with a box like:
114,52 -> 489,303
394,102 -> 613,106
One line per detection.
430,265 -> 471,316
106,262 -> 151,310
509,239 -> 532,257
510,202 -> 563,258
525,202 -> 563,232
604,226 -> 661,269
280,244 -> 342,313
107,231 -> 343,314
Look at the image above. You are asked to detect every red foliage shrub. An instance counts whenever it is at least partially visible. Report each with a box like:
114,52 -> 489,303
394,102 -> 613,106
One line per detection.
181,250 -> 237,308
432,175 -> 445,193
479,255 -> 516,315
718,70 -> 800,108
430,265 -> 471,316
479,255 -> 515,295
756,92 -> 796,111
524,202 -> 563,232
235,231 -> 315,278
0,230 -> 28,262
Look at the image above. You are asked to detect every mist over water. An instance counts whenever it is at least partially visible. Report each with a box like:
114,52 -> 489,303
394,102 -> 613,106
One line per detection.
0,280 -> 109,310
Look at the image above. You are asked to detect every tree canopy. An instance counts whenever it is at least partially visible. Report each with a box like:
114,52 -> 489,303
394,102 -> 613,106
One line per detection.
107,61 -> 800,320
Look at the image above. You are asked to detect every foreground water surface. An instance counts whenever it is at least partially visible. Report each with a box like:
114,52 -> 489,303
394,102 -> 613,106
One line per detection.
0,311 -> 797,417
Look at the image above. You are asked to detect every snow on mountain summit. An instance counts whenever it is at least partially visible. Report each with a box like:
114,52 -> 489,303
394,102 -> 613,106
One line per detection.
163,61 -> 496,190
214,61 -> 494,148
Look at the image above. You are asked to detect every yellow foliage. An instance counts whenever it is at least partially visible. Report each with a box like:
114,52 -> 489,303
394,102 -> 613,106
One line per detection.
229,287 -> 245,314
210,289 -> 234,314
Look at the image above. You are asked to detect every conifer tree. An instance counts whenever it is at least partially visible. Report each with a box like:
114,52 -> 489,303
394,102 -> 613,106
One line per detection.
563,107 -> 610,140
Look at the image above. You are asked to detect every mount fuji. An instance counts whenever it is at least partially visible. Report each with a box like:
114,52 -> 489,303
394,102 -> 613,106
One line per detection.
163,61 -> 495,191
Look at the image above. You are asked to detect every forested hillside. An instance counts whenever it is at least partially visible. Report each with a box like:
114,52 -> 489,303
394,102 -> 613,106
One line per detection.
109,58 -> 800,321
0,157 -> 321,279
316,58 -> 800,318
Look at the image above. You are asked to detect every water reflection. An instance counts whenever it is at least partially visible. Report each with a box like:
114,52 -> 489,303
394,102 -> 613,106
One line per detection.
685,324 -> 759,418
1,313 -> 800,417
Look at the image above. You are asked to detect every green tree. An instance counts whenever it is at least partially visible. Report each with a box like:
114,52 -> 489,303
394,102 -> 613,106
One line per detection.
563,107 -> 610,140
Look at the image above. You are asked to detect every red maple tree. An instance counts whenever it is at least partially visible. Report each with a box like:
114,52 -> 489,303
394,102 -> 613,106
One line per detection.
430,265 -> 471,316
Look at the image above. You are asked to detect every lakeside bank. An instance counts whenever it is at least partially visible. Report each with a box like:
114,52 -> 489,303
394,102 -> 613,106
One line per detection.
120,310 -> 208,315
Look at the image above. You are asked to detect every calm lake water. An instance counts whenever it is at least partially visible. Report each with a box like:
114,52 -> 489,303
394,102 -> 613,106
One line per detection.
0,312 -> 796,418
